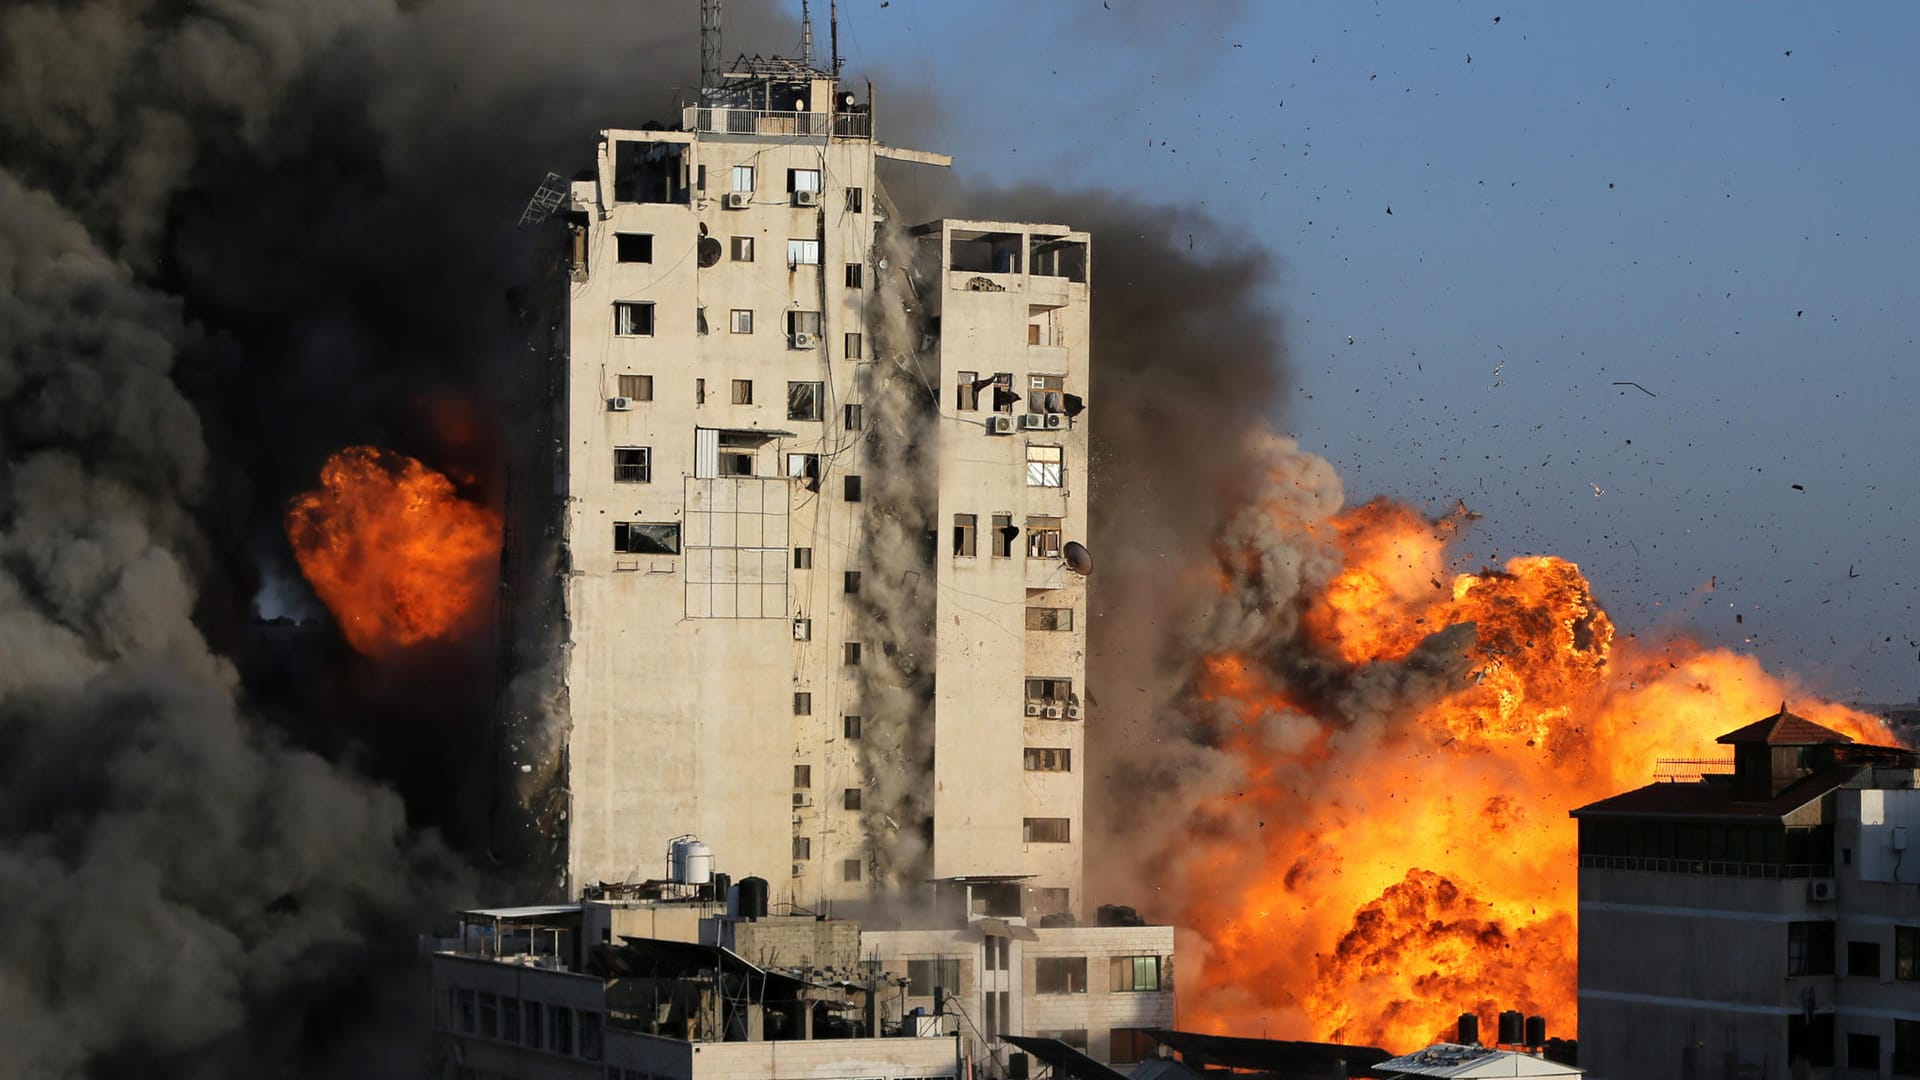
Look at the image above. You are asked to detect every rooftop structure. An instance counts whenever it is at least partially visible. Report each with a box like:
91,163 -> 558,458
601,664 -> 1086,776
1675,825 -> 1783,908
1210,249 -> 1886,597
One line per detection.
1372,1043 -> 1583,1078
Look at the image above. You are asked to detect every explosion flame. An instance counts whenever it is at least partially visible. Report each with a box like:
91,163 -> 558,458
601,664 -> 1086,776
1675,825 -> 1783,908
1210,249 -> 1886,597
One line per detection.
285,446 -> 501,657
1166,463 -> 1896,1051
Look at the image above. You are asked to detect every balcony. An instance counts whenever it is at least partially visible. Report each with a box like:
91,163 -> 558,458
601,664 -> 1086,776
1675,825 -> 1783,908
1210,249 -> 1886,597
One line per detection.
1578,855 -> 1834,878
681,107 -> 870,139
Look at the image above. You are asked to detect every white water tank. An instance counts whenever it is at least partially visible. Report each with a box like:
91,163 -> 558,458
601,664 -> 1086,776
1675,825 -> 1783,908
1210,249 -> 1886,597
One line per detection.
669,837 -> 714,884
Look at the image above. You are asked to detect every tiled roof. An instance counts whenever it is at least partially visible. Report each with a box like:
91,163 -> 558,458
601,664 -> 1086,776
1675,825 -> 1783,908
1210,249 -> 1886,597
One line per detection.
1716,707 -> 1854,746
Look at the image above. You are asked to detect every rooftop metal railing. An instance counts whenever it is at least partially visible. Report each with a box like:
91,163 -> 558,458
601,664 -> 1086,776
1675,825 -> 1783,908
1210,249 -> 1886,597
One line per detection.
682,107 -> 871,139
1580,854 -> 1833,878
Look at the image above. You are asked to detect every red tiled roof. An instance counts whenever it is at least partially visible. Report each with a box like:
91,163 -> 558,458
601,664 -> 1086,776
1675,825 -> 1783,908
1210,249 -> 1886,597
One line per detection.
1570,765 -> 1858,821
1716,706 -> 1854,746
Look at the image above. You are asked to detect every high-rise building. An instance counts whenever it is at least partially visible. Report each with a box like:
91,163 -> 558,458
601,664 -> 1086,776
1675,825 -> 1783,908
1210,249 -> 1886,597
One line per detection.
535,50 -> 1093,918
1571,708 -> 1920,1079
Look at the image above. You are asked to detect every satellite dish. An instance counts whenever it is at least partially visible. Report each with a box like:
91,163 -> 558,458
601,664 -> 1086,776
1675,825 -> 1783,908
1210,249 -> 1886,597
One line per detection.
1062,541 -> 1092,575
697,236 -> 723,268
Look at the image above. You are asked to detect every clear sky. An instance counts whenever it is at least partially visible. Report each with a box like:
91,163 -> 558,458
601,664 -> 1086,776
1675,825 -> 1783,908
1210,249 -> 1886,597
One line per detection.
834,0 -> 1920,703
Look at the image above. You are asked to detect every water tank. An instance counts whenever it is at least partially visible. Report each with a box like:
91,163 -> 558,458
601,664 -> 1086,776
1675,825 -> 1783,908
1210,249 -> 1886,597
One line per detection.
669,837 -> 714,884
1456,1012 -> 1479,1045
738,875 -> 769,920
1525,1015 -> 1547,1048
1497,1011 -> 1524,1046
709,871 -> 731,904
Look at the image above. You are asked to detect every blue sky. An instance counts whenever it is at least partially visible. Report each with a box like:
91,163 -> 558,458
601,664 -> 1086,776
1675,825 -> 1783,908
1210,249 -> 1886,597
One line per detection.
835,0 -> 1920,703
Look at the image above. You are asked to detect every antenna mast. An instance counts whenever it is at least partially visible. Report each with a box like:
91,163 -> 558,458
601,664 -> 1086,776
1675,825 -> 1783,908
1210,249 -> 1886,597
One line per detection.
830,0 -> 841,77
700,0 -> 722,98
800,0 -> 815,68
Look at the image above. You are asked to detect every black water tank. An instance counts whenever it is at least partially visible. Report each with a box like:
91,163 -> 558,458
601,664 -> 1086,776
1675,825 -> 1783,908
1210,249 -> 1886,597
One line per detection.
1456,1012 -> 1479,1045
738,876 -> 769,920
1497,1010 -> 1524,1046
711,871 -> 731,904
1008,1052 -> 1029,1080
1525,1015 -> 1547,1048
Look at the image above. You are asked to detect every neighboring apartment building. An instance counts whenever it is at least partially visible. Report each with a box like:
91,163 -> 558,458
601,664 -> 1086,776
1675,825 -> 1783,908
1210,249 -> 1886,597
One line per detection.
1571,708 -> 1920,1079
542,49 -> 1092,917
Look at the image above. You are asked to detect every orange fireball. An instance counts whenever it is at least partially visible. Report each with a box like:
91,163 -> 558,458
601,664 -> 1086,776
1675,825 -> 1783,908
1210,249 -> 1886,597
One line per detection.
285,446 -> 501,657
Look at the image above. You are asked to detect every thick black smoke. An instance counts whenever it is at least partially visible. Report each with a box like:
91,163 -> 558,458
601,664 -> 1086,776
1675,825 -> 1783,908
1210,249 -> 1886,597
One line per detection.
0,1 -> 794,1076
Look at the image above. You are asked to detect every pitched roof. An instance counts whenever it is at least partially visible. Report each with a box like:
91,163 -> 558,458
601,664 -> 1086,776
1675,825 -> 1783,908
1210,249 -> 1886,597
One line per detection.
1570,765 -> 1858,821
1716,706 -> 1854,746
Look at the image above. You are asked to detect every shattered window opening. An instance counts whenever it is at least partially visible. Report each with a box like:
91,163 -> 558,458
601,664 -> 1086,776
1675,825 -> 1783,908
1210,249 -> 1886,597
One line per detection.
613,447 -> 651,483
614,522 -> 680,555
613,302 -> 655,336
787,381 -> 823,421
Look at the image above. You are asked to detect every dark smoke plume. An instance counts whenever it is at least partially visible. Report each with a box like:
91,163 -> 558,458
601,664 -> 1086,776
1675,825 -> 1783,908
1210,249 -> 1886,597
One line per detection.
0,1 -> 794,1075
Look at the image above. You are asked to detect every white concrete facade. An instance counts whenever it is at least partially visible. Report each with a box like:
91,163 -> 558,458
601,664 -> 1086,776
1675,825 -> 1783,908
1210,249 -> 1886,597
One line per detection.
553,72 -> 1092,917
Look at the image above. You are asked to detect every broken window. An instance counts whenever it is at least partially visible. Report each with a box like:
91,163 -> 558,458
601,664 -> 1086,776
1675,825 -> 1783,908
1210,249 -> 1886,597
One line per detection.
991,513 -> 1014,557
785,453 -> 821,484
1110,956 -> 1160,992
844,402 -> 864,430
611,141 -> 687,204
696,378 -> 706,405
844,475 -> 862,502
1026,606 -> 1073,631
843,642 -> 861,665
843,787 -> 862,810
1034,955 -> 1087,992
614,522 -> 680,555
949,228 -> 1024,274
908,958 -> 961,996
1031,235 -> 1089,281
617,374 -> 653,400
1109,1029 -> 1157,1064
1026,445 -> 1064,487
953,513 -> 977,557
613,302 -> 654,336
1025,817 -> 1072,844
844,715 -> 861,739
1025,677 -> 1072,703
794,547 -> 813,569
793,691 -> 811,714
730,308 -> 753,334
616,233 -> 653,263
844,570 -> 861,594
787,382 -> 823,421
794,764 -> 812,788
1029,888 -> 1071,916
788,168 -> 822,193
1789,921 -> 1836,976
842,859 -> 862,882
845,262 -> 863,288
1026,517 -> 1063,558
787,310 -> 823,337
844,332 -> 863,360
786,238 -> 820,266
845,187 -> 863,213
1024,747 -> 1071,772
793,836 -> 811,860
731,164 -> 755,192
731,236 -> 754,261
613,447 -> 651,483
956,371 -> 981,411
731,379 -> 753,405
993,373 -> 1016,412
1028,374 -> 1066,412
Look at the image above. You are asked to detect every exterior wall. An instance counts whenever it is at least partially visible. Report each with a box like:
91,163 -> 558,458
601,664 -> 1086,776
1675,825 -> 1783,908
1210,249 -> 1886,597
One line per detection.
584,901 -> 720,949
656,1032 -> 957,1080
726,915 -> 864,970
432,955 -> 612,1080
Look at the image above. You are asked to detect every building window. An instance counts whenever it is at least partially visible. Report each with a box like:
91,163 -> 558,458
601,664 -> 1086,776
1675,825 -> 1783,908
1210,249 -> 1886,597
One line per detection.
523,1001 -> 544,1050
794,547 -> 813,569
1025,677 -> 1073,703
1035,956 -> 1088,994
788,168 -> 821,193
1028,373 -> 1065,412
501,995 -> 521,1044
794,764 -> 811,788
731,378 -> 753,405
844,787 -> 862,810
990,513 -> 1014,557
793,619 -> 812,642
730,308 -> 754,334
842,858 -> 862,882
843,641 -> 861,665
845,187 -> 863,212
788,310 -> 823,338
616,233 -> 653,262
1789,921 -> 1836,976
579,1012 -> 603,1062
695,377 -> 706,404
1895,1019 -> 1920,1076
793,836 -> 811,860
1110,956 -> 1160,992
794,691 -> 812,715
614,522 -> 680,555
1849,1033 -> 1880,1071
1026,606 -> 1074,631
732,164 -> 755,191
956,370 -> 981,411
844,331 -> 863,359
786,453 -> 821,487
953,513 -> 977,557
1789,1013 -> 1834,1067
1025,747 -> 1071,772
1849,939 -> 1881,978
551,1006 -> 573,1057
844,715 -> 861,739
844,403 -> 864,430
1027,516 -> 1063,558
1110,1029 -> 1157,1064
697,306 -> 709,335
844,475 -> 862,502
614,447 -> 651,483
1029,887 -> 1070,915
617,374 -> 653,401
434,987 -> 452,1030
845,262 -> 863,289
458,988 -> 476,1033
1025,817 -> 1072,844
787,381 -> 824,421
908,958 -> 962,996
613,301 -> 654,336
844,570 -> 861,594
786,238 -> 821,266
723,447 -> 758,476
1027,445 -> 1064,487
1898,926 -> 1919,980
1036,1029 -> 1088,1051
992,373 -> 1015,412
731,235 -> 754,261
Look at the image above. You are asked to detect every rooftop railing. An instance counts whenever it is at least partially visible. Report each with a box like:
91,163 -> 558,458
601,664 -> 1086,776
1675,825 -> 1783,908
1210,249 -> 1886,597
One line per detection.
1580,854 -> 1833,878
682,107 -> 871,139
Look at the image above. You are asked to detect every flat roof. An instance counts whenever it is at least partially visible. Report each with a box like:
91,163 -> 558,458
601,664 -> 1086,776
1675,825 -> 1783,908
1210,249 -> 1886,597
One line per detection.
461,905 -> 580,920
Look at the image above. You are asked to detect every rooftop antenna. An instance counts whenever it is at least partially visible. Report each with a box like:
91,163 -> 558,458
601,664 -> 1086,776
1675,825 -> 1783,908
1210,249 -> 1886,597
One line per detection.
799,0 -> 815,68
700,0 -> 722,98
830,0 -> 841,77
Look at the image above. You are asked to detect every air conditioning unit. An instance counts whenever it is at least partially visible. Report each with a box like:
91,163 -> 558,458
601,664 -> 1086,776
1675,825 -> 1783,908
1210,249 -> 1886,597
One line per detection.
724,192 -> 751,209
986,415 -> 1016,436
793,190 -> 821,207
1066,704 -> 1084,720
1025,701 -> 1044,717
608,396 -> 634,411
1045,704 -> 1065,719
1018,413 -> 1046,431
790,332 -> 816,349
792,793 -> 812,808
1044,413 -> 1069,430
792,863 -> 807,877
1808,879 -> 1837,902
